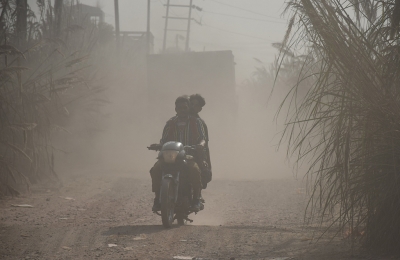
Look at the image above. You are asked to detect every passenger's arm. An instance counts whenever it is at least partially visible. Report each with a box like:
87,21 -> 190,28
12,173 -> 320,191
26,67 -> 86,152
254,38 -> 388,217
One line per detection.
195,118 -> 207,152
198,139 -> 206,146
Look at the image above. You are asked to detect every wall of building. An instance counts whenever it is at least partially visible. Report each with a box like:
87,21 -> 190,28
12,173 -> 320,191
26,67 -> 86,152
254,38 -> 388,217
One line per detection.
147,50 -> 237,122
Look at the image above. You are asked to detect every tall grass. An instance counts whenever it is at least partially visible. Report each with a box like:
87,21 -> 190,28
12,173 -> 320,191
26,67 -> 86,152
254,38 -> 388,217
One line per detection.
277,0 -> 400,253
0,0 -> 109,196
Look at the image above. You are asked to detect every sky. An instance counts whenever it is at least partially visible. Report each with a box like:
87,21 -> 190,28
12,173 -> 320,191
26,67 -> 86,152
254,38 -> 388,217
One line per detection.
71,0 -> 289,82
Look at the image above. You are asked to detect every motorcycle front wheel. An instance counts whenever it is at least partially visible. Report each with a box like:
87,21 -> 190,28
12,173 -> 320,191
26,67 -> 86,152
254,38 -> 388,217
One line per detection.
161,178 -> 175,228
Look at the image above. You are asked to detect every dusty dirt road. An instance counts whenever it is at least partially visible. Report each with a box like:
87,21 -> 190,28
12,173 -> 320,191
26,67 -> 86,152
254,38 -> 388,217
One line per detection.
0,171 -> 377,260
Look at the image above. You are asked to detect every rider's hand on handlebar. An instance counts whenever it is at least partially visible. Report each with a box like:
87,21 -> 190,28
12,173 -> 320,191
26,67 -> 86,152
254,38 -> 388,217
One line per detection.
148,143 -> 162,150
195,144 -> 204,153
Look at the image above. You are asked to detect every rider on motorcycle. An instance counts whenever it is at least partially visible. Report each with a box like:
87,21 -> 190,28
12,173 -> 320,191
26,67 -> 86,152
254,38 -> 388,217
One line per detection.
189,94 -> 212,188
150,96 -> 206,212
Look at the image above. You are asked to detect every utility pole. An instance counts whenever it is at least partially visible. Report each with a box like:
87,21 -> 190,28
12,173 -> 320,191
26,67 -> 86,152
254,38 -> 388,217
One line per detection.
162,0 -> 170,52
162,1 -> 202,52
147,0 -> 151,55
185,0 -> 193,52
114,0 -> 121,56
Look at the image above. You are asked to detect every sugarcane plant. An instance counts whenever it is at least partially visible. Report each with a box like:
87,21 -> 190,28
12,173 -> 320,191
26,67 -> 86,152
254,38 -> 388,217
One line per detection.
276,0 -> 400,253
0,0 -> 109,196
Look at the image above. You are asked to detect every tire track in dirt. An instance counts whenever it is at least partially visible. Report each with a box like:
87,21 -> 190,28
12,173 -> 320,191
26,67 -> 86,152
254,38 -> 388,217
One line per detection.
0,171 -> 379,259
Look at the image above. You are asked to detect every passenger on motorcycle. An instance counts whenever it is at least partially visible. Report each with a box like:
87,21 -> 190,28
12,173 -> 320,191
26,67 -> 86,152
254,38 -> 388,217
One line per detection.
189,94 -> 212,188
150,96 -> 206,212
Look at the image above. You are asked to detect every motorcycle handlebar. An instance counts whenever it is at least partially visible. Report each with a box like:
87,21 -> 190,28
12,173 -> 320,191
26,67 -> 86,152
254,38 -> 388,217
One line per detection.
147,144 -> 197,153
184,145 -> 196,154
147,144 -> 162,151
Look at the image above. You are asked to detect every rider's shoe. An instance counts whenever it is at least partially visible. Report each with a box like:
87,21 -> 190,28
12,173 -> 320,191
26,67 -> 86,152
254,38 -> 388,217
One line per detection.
199,194 -> 205,203
152,198 -> 161,212
191,199 -> 202,212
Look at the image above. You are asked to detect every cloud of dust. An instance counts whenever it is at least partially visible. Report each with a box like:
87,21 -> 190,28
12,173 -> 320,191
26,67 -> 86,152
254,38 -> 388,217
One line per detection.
54,51 -> 298,182
190,210 -> 224,226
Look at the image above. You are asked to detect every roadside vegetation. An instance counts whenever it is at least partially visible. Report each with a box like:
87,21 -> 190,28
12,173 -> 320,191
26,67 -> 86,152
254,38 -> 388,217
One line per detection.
264,0 -> 400,254
0,0 -> 112,196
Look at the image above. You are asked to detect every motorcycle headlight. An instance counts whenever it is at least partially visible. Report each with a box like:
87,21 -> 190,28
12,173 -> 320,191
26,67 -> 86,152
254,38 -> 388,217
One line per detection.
162,150 -> 179,163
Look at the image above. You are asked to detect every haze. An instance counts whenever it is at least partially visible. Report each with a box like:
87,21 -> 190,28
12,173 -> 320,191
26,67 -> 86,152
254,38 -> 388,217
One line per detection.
30,0 -> 296,181
76,0 -> 288,81
2,2 -> 396,259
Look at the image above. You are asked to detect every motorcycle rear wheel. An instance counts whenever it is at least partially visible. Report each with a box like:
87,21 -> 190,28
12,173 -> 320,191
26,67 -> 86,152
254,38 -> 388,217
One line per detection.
161,178 -> 175,228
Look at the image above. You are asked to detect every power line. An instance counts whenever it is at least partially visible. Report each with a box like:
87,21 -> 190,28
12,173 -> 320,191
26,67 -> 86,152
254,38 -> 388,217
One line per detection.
209,0 -> 284,20
158,0 -> 179,17
156,1 -> 277,47
158,1 -> 200,21
194,8 -> 203,20
203,10 -> 287,24
202,23 -> 275,42
159,0 -> 198,52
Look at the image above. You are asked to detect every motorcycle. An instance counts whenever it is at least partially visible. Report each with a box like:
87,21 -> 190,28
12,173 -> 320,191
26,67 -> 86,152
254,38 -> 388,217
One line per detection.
148,141 -> 204,228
